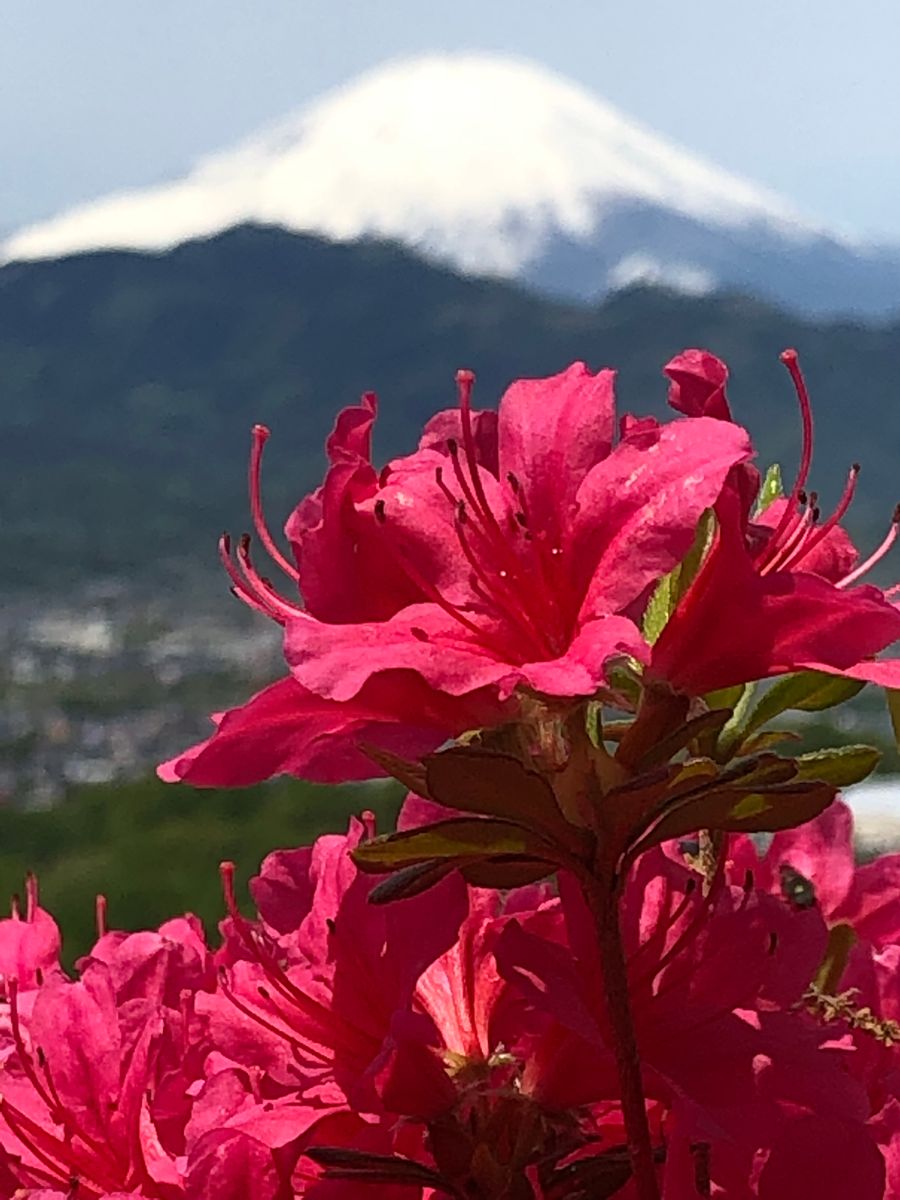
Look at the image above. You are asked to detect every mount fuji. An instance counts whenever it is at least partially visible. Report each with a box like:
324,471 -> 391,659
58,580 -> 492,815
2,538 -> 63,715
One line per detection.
5,53 -> 900,316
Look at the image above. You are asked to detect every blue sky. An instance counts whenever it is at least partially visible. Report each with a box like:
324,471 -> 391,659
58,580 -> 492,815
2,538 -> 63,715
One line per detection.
3,0 -> 900,240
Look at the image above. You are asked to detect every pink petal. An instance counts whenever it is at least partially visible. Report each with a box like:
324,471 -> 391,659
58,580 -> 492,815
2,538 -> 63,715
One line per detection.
158,674 -> 502,787
497,362 -> 616,545
517,615 -> 648,697
186,1129 -> 284,1200
664,349 -> 733,421
835,854 -> 900,948
765,800 -> 855,919
573,415 -> 753,619
652,490 -> 900,695
757,1115 -> 885,1200
284,605 -> 515,701
419,406 -> 499,473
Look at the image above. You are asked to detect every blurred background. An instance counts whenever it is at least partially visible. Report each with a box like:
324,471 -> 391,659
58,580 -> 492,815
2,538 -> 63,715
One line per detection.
3,0 -> 900,955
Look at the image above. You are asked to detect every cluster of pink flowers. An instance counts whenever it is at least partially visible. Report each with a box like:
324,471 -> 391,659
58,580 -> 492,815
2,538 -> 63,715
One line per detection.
7,348 -> 900,1197
0,802 -> 898,1198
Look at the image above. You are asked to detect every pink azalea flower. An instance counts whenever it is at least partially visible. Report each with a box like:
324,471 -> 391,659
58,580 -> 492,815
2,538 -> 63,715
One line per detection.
213,812 -> 662,1195
650,349 -> 900,696
0,875 -> 62,999
728,799 -> 900,948
206,813 -> 468,1107
0,912 -> 217,1198
162,362 -> 752,786
494,848 -> 884,1197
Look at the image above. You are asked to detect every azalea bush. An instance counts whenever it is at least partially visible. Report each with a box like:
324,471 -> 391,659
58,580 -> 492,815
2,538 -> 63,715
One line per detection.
3,349 -> 900,1198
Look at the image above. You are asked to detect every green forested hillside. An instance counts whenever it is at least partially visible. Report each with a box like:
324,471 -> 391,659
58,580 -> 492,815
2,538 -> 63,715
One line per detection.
0,775 -> 401,964
3,224 -> 900,587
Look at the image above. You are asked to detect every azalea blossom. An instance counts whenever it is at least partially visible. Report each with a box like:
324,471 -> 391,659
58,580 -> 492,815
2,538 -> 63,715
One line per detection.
727,798 -> 900,949
650,349 -> 900,696
162,362 -> 751,787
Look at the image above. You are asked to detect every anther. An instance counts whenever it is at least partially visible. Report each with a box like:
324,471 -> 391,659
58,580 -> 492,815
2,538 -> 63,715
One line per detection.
25,874 -> 38,922
95,894 -> 108,939
219,861 -> 239,917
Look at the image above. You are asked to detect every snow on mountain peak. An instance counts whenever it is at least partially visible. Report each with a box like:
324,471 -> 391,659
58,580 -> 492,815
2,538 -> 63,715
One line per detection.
2,52 -> 811,271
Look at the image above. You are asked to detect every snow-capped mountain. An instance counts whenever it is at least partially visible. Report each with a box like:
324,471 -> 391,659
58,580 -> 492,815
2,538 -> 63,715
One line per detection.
5,53 -> 900,315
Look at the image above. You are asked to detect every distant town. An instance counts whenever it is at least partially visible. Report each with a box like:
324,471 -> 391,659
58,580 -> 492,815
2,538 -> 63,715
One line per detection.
0,579 -> 282,807
3,574 -> 898,817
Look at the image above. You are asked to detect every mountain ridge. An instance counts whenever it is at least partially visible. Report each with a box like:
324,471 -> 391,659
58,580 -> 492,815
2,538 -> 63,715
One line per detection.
3,223 -> 900,590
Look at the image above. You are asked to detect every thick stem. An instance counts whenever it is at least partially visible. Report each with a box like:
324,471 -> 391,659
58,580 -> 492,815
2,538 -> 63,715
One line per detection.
588,879 -> 660,1200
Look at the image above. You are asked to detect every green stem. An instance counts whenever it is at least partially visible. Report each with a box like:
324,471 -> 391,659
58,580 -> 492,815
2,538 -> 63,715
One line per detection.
587,879 -> 660,1200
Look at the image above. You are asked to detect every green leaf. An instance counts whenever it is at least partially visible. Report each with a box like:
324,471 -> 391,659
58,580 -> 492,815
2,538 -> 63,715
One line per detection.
887,689 -> 900,748
629,779 -> 836,855
715,683 -> 758,757
460,858 -> 554,888
706,683 -> 750,712
756,463 -> 784,514
642,509 -> 714,644
793,744 -> 881,788
604,661 -> 644,708
642,571 -> 675,646
367,860 -> 460,904
424,747 -> 584,849
362,744 -> 429,797
719,782 -> 836,832
639,709 -> 732,768
736,729 -> 803,755
352,817 -> 550,873
737,671 -> 865,741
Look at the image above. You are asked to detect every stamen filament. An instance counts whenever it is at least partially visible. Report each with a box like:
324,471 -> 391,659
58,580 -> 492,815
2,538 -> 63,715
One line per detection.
249,425 -> 301,584
235,536 -> 306,621
778,464 -> 859,571
837,506 -> 900,588
219,534 -> 287,625
758,350 -> 815,567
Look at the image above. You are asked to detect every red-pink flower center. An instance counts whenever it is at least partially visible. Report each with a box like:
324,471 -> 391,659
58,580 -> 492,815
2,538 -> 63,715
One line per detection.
224,374 -> 577,663
374,371 -> 573,662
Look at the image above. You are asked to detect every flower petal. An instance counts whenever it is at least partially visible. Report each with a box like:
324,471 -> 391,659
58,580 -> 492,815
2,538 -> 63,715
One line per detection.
664,349 -> 733,420
158,674 -> 502,787
573,415 -> 753,618
497,362 -> 616,544
652,488 -> 900,695
285,606 -> 516,701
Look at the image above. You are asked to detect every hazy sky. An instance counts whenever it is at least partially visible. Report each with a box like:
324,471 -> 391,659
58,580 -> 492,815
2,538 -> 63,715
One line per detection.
3,0 -> 900,240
